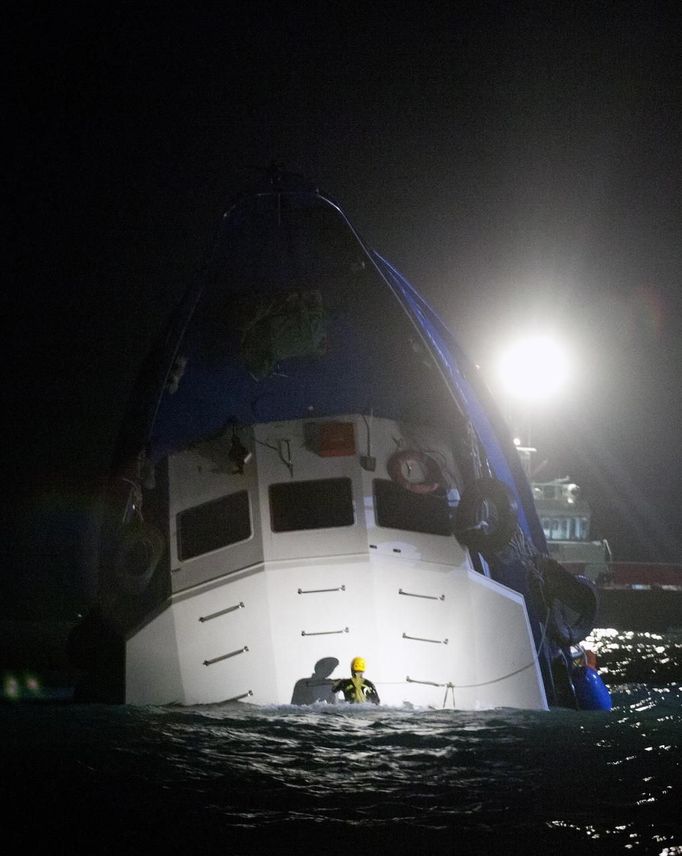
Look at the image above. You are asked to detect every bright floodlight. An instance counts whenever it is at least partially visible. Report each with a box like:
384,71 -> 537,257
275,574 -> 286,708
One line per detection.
497,335 -> 570,402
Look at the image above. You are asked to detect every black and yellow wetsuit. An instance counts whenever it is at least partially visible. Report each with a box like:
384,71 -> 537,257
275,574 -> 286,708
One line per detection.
331,675 -> 380,704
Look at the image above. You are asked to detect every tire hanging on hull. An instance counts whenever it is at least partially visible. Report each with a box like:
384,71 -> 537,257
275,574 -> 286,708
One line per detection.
113,519 -> 166,596
538,557 -> 599,647
453,476 -> 518,554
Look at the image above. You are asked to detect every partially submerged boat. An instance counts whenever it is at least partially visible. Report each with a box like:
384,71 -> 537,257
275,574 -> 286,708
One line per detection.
70,170 -> 609,710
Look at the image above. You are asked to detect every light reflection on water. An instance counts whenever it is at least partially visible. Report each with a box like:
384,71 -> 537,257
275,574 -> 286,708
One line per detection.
2,628 -> 681,853
587,627 -> 682,685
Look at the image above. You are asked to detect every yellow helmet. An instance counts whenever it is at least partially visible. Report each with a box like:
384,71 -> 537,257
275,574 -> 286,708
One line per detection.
351,656 -> 366,673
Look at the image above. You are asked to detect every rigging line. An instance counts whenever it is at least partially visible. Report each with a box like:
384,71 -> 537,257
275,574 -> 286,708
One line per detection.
535,606 -> 551,658
379,615 -> 551,692
254,438 -> 280,453
447,660 -> 536,689
253,436 -> 294,475
452,608 -> 551,689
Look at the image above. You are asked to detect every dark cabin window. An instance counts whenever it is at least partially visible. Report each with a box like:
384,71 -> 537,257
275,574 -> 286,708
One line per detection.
269,478 -> 354,532
177,491 -> 251,560
374,479 -> 451,536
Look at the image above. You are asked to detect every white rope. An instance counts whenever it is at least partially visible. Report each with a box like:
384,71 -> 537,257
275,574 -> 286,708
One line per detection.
374,611 -> 552,708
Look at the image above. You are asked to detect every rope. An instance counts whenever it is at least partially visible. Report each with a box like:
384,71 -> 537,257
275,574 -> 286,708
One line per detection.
374,611 -> 552,708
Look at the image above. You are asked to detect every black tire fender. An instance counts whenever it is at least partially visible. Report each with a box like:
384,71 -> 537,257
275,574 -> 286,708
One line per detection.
454,476 -> 518,554
113,520 -> 165,595
540,557 -> 599,646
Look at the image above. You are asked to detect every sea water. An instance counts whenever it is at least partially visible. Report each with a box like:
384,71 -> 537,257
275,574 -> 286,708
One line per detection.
2,629 -> 680,854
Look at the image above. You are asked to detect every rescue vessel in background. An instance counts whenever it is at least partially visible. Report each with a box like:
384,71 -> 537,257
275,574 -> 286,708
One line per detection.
533,475 -> 681,632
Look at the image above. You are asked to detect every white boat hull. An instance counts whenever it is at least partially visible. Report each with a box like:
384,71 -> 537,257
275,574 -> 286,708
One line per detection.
126,553 -> 547,710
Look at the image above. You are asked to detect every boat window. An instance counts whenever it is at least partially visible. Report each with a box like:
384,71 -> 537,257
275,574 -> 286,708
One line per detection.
373,479 -> 452,536
177,490 -> 251,561
269,478 -> 354,532
550,518 -> 570,540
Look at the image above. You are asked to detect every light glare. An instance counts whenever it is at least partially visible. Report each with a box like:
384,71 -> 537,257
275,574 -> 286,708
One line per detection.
497,335 -> 570,402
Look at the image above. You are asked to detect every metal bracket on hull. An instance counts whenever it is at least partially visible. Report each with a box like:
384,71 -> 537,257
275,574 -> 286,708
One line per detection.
298,585 -> 346,594
198,602 -> 245,622
406,676 -> 457,708
223,689 -> 254,702
402,632 -> 449,644
301,627 -> 349,636
203,646 -> 249,666
398,588 -> 445,601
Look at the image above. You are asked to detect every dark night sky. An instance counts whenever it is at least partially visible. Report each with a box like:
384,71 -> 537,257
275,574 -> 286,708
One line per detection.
6,3 -> 682,618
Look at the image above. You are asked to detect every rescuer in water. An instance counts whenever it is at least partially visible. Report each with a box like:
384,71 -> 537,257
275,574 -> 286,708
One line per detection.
331,657 -> 380,704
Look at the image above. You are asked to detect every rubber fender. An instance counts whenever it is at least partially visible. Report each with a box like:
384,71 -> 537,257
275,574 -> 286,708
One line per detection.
113,519 -> 165,595
453,477 -> 518,554
572,665 -> 612,711
541,558 -> 599,646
